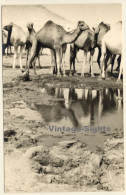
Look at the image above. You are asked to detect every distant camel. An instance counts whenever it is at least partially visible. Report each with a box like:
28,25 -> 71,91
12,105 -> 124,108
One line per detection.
25,20 -> 89,77
3,23 -> 27,69
101,21 -> 122,83
93,22 -> 121,75
2,29 -> 12,57
69,29 -> 95,77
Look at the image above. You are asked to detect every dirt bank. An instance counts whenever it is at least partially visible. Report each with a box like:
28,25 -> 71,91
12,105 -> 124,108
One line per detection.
3,68 -> 124,192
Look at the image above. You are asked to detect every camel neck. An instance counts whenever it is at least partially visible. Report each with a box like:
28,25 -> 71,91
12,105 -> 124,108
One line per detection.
63,27 -> 82,44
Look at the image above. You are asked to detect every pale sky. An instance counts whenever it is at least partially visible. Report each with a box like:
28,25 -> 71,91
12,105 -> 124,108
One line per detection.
44,4 -> 122,26
2,4 -> 122,31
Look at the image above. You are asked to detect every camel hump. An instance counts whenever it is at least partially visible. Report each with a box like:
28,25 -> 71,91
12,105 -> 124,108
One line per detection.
45,20 -> 54,26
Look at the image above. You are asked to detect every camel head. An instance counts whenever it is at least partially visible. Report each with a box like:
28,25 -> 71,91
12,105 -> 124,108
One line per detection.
77,21 -> 89,31
3,23 -> 13,32
92,22 -> 110,46
27,22 -> 34,30
93,22 -> 110,34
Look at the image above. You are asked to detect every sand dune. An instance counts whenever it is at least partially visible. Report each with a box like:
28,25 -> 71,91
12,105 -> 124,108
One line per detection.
2,5 -> 75,32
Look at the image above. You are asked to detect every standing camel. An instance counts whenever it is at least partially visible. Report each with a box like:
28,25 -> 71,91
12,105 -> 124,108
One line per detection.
93,22 -> 121,75
2,29 -> 12,57
26,20 -> 89,77
101,21 -> 122,83
3,23 -> 27,69
26,22 -> 41,68
93,22 -> 110,69
69,29 -> 95,77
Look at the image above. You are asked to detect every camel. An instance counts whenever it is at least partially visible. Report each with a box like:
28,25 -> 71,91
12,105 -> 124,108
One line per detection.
93,22 -> 110,69
101,21 -> 122,83
93,22 -> 121,75
25,20 -> 89,77
69,29 -> 95,77
26,22 -> 68,75
2,29 -> 12,57
3,23 -> 27,69
26,22 -> 41,68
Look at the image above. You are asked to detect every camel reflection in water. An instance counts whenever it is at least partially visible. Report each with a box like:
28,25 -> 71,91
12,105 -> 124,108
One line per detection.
36,87 -> 123,128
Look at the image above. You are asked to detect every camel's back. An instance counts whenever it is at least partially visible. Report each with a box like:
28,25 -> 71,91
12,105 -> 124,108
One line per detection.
37,20 -> 67,47
102,21 -> 122,54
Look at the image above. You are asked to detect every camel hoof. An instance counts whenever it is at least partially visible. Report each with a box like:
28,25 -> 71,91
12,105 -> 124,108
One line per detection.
81,74 -> 84,78
91,74 -> 95,78
116,79 -> 122,84
97,77 -> 102,81
50,70 -> 53,75
57,73 -> 62,77
106,77 -> 110,81
63,74 -> 67,77
69,72 -> 72,76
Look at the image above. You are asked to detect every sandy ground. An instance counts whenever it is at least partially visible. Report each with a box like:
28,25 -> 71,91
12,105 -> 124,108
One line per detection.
3,53 -> 124,192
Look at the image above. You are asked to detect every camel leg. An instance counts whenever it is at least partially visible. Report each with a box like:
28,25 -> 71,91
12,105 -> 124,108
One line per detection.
38,54 -> 41,69
69,44 -> 74,76
90,49 -> 95,77
81,52 -> 87,77
50,49 -> 57,74
26,48 -> 30,68
19,45 -> 25,69
5,47 -> 8,58
114,55 -> 121,71
10,45 -> 12,55
76,48 -> 79,62
73,57 -> 76,75
62,45 -> 67,76
32,57 -> 38,75
69,57 -> 73,76
32,46 -> 41,75
97,47 -> 101,69
116,56 -> 122,84
104,51 -> 111,79
13,45 -> 18,69
55,47 -> 62,77
110,54 -> 116,76
62,52 -> 67,76
101,41 -> 107,79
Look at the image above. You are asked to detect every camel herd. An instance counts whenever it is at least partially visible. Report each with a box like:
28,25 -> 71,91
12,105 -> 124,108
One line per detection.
2,20 -> 122,83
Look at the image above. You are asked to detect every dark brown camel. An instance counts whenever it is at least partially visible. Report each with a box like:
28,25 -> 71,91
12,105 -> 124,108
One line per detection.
25,20 -> 89,77
69,29 -> 95,77
2,29 -> 12,57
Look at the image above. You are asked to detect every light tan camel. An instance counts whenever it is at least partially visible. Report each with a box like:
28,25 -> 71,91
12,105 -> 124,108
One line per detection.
3,23 -> 27,69
93,22 -> 121,76
101,21 -> 122,83
26,20 -> 89,78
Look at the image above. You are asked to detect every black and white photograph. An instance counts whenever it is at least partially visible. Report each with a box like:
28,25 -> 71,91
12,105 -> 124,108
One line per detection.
0,0 -> 125,193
